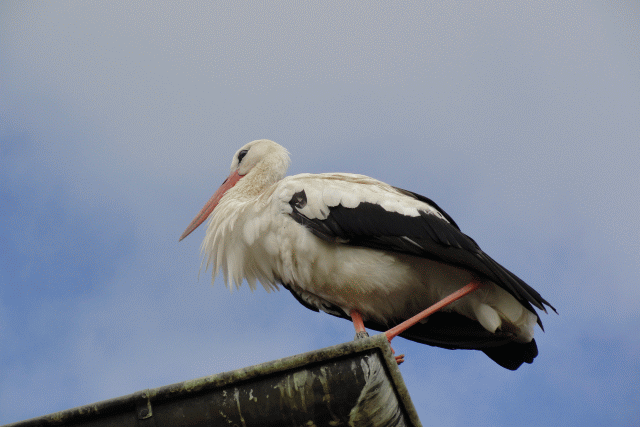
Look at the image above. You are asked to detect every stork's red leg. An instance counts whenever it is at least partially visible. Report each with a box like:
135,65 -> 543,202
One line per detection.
350,310 -> 369,340
385,280 -> 483,342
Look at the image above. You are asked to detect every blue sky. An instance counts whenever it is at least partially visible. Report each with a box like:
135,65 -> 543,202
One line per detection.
1,2 -> 639,425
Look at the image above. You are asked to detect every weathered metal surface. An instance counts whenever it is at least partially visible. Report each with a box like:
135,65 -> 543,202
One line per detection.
3,334 -> 422,427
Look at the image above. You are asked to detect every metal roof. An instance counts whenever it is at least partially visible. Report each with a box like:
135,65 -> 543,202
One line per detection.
3,334 -> 422,427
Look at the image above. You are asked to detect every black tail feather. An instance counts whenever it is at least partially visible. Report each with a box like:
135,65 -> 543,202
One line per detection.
482,339 -> 538,370
362,311 -> 539,370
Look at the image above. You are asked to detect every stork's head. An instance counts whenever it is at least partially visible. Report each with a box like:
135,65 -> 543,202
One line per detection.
179,139 -> 290,241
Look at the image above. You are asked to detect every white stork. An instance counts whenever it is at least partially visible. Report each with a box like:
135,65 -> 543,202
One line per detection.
180,139 -> 555,370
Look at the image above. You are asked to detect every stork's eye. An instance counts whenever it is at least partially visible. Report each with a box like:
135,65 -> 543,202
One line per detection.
237,149 -> 248,163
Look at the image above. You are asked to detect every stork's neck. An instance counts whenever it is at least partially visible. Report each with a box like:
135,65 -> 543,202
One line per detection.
232,160 -> 287,199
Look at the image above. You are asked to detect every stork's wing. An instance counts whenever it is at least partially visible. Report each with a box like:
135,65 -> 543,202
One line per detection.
284,178 -> 555,321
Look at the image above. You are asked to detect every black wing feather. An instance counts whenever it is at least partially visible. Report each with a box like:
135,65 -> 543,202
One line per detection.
288,189 -> 555,316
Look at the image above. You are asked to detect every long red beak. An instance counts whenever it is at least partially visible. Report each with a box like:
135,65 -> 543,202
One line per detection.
179,170 -> 242,241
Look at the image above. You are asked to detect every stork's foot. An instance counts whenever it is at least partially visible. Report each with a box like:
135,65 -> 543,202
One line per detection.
354,330 -> 370,340
390,345 -> 405,365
